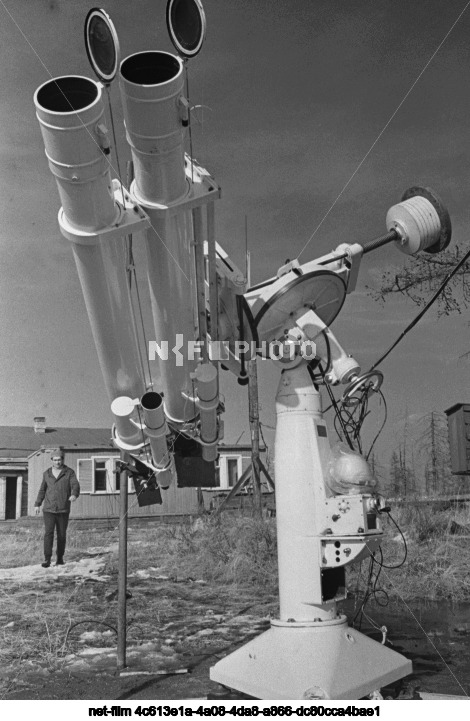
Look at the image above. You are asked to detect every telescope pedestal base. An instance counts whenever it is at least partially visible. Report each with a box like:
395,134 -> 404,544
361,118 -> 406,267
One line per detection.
210,620 -> 411,700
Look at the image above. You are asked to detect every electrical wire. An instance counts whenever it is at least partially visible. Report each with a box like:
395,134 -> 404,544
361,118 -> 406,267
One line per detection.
316,360 -> 356,451
372,511 -> 408,569
353,510 -> 408,631
352,549 -> 389,631
130,245 -> 154,389
353,510 -> 408,630
365,390 -> 387,460
369,243 -> 470,372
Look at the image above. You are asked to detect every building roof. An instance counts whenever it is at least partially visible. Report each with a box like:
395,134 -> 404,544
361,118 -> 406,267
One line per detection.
0,427 -> 264,461
218,444 -> 266,453
0,426 -> 113,459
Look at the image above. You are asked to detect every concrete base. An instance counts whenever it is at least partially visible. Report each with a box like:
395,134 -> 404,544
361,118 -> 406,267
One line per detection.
210,620 -> 412,700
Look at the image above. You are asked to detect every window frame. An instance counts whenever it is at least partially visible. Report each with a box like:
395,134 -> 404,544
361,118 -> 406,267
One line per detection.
91,455 -> 120,494
219,454 -> 243,489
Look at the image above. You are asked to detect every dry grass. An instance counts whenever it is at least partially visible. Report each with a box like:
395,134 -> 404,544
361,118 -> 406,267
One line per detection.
1,523 -> 119,568
349,502 -> 470,603
163,515 -> 278,588
0,515 -> 278,696
1,505 -> 470,696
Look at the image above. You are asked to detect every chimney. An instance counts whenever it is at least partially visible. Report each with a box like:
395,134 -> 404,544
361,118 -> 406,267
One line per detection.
34,416 -> 46,433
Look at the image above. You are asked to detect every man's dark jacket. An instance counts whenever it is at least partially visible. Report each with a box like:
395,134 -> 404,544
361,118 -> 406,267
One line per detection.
35,466 -> 80,514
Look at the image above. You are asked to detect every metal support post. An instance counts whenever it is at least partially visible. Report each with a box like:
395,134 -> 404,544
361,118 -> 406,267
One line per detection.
192,205 -> 210,362
248,357 -> 262,516
117,452 -> 128,672
214,464 -> 252,515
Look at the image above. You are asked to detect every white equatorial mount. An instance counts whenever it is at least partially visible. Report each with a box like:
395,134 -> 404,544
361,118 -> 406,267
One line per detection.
210,186 -> 451,699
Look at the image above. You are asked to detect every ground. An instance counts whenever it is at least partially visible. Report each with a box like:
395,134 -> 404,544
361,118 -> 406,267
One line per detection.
1,513 -> 470,701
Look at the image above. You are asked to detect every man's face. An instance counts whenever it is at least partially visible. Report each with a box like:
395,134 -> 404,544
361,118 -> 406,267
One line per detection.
52,456 -> 64,469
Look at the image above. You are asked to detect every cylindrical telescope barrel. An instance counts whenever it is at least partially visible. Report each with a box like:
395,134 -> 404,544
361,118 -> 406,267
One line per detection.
140,391 -> 173,489
119,52 -> 187,205
195,363 -> 219,462
34,75 -> 145,404
35,76 -> 118,231
111,396 -> 143,446
119,52 -> 198,423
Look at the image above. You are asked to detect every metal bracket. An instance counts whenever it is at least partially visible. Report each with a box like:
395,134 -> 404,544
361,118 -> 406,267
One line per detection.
334,243 -> 363,293
58,180 -> 151,246
130,154 -> 221,218
277,258 -> 302,278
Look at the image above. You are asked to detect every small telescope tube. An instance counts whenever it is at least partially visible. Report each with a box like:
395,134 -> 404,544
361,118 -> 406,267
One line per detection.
140,391 -> 173,489
195,363 -> 219,462
111,396 -> 143,447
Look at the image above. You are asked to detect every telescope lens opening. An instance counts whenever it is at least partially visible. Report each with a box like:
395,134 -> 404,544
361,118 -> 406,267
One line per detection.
141,391 -> 163,411
121,52 -> 180,85
36,77 -> 98,113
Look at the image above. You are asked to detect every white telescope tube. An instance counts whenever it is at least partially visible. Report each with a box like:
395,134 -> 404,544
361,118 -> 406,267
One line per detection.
194,363 -> 219,462
119,52 -> 198,423
119,51 -> 187,205
111,396 -> 143,447
34,76 -> 145,403
35,76 -> 118,231
140,391 -> 174,489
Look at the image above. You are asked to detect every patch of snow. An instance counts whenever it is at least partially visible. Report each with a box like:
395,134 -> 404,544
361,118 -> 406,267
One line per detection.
129,570 -> 169,580
79,630 -> 114,642
0,557 -> 110,583
391,531 -> 414,544
85,544 -> 118,555
76,646 -> 115,656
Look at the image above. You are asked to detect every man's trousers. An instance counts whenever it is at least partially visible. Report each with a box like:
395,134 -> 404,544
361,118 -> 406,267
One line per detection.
43,511 -> 70,561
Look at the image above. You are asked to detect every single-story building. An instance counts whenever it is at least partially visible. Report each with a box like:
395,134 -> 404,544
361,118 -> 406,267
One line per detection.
0,417 -> 269,520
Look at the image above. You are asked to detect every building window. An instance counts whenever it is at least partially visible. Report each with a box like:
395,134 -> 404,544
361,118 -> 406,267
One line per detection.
227,458 -> 239,487
77,456 -> 120,493
94,459 -> 108,492
218,454 -> 242,489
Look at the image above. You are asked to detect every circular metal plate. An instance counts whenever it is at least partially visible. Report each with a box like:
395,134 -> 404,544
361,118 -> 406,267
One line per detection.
253,269 -> 347,344
84,8 -> 120,84
401,186 -> 452,254
166,0 -> 206,58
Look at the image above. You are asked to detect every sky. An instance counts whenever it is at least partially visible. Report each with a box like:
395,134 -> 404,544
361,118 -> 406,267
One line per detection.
2,0 -> 470,477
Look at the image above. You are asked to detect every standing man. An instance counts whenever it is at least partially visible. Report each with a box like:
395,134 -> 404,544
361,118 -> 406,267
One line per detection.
34,449 -> 80,568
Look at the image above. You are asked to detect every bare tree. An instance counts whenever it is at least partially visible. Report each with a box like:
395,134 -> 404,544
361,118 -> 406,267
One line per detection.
369,245 -> 470,316
416,411 -> 456,496
368,451 -> 387,493
389,446 -> 416,497
389,451 -> 401,498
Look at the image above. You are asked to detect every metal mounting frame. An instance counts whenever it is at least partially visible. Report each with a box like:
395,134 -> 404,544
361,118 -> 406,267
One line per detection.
130,154 -> 220,218
58,181 -> 150,245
